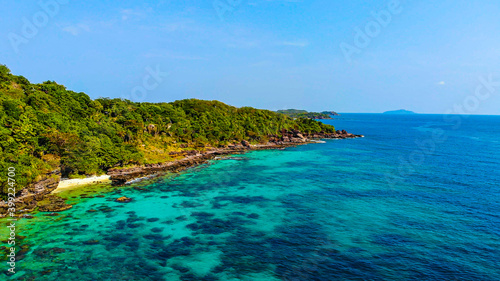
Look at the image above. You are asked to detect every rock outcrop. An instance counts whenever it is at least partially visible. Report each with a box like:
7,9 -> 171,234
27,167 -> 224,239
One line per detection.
0,173 -> 64,217
37,195 -> 73,212
241,140 -> 250,147
115,196 -> 132,203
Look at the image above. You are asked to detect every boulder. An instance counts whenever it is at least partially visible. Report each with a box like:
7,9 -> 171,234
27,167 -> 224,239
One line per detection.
241,140 -> 250,147
296,133 -> 307,141
146,124 -> 157,135
115,196 -> 132,203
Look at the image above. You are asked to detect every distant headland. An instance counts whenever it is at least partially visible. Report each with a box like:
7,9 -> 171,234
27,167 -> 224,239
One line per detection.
383,109 -> 416,115
277,109 -> 340,119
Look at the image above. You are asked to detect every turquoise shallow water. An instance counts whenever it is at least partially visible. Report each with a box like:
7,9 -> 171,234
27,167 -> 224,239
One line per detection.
2,114 -> 500,280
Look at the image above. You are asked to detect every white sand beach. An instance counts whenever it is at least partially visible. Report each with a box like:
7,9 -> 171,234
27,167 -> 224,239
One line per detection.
52,175 -> 111,193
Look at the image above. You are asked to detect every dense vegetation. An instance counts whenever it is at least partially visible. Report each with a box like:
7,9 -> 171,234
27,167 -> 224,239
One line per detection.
277,109 -> 333,119
0,65 -> 336,198
321,111 -> 340,116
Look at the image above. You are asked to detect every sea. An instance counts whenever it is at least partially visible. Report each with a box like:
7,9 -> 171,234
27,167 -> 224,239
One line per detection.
2,114 -> 500,280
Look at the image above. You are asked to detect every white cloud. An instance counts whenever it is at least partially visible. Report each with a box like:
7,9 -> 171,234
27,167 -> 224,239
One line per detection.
120,8 -> 151,21
62,24 -> 90,36
280,40 -> 309,47
438,81 -> 446,85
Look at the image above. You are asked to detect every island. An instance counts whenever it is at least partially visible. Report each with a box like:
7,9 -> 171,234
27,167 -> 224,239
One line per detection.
383,109 -> 416,114
277,109 -> 339,119
0,65 -> 362,215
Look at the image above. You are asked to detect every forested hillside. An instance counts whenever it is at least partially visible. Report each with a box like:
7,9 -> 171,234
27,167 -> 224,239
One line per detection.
277,109 -> 332,119
0,65 -> 335,197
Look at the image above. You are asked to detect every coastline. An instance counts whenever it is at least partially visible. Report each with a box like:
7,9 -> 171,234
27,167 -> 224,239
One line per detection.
0,130 -> 363,216
107,130 -> 363,185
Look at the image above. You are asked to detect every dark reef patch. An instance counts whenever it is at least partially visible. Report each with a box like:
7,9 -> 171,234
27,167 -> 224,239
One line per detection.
186,217 -> 243,235
214,195 -> 269,204
150,227 -> 164,233
247,213 -> 259,219
372,233 -> 416,247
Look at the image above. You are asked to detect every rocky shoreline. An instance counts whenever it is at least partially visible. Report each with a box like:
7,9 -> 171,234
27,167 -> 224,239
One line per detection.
109,129 -> 362,185
0,130 -> 362,217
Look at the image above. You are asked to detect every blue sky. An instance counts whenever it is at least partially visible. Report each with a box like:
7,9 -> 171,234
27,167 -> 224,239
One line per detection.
1,0 -> 499,114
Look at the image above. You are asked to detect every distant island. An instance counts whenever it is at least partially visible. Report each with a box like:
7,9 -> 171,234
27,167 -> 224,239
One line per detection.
277,109 -> 339,119
321,111 -> 340,116
383,109 -> 416,114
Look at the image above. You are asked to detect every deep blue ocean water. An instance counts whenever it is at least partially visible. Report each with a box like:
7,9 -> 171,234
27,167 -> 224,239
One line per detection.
3,114 -> 500,280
